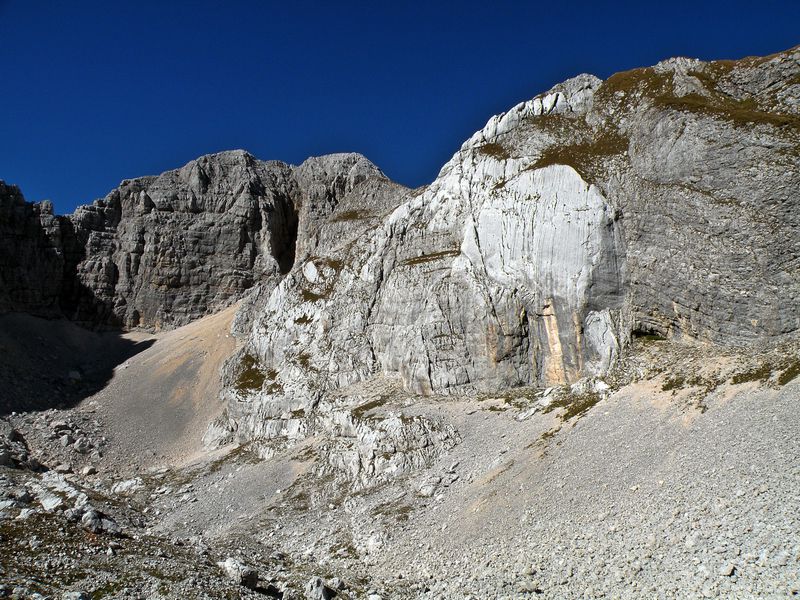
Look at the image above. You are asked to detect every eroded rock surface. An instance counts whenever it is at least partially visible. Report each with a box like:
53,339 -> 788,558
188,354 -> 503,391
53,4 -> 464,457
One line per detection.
218,46 -> 800,444
1,151 -> 387,330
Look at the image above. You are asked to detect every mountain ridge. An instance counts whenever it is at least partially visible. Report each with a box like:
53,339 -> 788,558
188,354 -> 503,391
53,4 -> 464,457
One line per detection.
1,43 -> 800,600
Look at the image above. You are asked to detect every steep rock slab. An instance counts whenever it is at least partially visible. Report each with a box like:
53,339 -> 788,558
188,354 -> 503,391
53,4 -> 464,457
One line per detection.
218,82 -> 627,444
219,46 -> 799,445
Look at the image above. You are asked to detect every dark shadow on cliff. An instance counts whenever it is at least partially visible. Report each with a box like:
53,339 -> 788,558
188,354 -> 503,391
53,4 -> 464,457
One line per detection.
0,312 -> 155,415
0,189 -> 157,414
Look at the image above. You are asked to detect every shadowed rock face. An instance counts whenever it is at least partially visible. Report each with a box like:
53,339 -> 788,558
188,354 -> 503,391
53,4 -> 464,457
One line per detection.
0,182 -> 65,315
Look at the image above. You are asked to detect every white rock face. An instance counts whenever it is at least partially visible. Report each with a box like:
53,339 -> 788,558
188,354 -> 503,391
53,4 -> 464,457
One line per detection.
219,100 -> 625,444
464,164 -> 623,382
213,46 -> 800,446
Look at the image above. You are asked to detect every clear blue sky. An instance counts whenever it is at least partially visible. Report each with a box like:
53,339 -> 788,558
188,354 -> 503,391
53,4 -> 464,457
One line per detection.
1,1 -> 798,215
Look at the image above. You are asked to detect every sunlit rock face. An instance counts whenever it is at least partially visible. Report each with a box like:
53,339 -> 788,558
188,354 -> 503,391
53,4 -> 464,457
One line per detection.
216,46 -> 799,445
1,151 -> 386,330
2,47 -> 798,449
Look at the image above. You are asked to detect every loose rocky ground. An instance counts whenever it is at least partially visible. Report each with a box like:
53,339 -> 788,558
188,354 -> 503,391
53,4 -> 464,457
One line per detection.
2,317 -> 799,598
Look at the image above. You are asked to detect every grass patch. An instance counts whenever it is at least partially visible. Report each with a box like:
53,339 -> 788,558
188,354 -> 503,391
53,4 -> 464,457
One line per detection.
662,374 -> 686,392
235,353 -> 266,392
655,93 -> 799,130
528,129 -> 629,179
352,397 -> 387,419
543,392 -> 602,421
731,364 -> 772,385
476,142 -> 511,161
295,352 -> 313,370
401,249 -> 460,266
596,60 -> 799,131
205,443 -> 260,476
777,360 -> 800,386
301,289 -> 327,302
632,330 -> 667,343
535,425 -> 562,445
332,209 -> 372,222
319,257 -> 344,272
371,499 -> 413,523
597,67 -> 672,100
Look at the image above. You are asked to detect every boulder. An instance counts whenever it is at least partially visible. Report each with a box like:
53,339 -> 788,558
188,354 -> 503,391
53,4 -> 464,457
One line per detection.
218,557 -> 259,589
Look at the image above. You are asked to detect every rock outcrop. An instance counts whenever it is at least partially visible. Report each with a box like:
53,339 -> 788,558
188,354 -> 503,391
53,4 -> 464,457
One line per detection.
0,182 -> 65,316
0,151 -> 387,329
215,46 -> 799,445
2,47 -> 798,446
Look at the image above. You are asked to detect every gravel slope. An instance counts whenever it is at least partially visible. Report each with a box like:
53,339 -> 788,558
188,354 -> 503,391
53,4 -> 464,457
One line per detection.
83,303 -> 240,472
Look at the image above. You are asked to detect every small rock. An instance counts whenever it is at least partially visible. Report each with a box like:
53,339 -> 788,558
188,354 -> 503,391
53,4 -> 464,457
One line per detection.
15,508 -> 37,520
64,507 -> 85,522
10,487 -> 32,504
329,577 -> 346,590
73,438 -> 92,454
304,576 -> 334,600
81,510 -> 120,536
39,492 -> 63,512
218,557 -> 259,590
417,483 -> 437,498
111,478 -> 143,494
62,592 -> 92,600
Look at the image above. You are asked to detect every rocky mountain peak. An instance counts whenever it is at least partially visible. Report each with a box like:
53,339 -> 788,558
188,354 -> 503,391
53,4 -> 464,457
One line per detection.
2,45 -> 800,600
1,45 -> 798,419
190,46 -> 800,449
0,150 -> 392,330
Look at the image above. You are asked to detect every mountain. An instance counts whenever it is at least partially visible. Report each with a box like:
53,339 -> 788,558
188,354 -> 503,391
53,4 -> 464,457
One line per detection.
0,45 -> 798,599
1,151 -> 387,329
208,45 -> 800,447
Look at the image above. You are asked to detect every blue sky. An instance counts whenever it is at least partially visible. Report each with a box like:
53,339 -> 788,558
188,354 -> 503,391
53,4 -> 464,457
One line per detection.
1,1 -> 798,215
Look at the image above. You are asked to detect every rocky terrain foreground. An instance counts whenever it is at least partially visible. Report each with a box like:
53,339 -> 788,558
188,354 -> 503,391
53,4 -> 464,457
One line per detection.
1,46 -> 799,598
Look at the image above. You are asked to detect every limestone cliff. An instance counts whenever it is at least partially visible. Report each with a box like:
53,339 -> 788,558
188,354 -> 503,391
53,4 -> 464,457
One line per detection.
1,47 -> 798,447
0,151 -> 387,329
215,46 -> 799,445
0,182 -> 65,315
